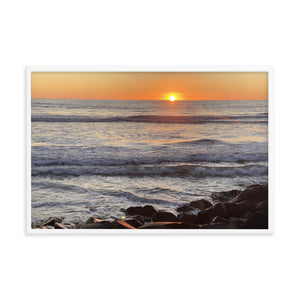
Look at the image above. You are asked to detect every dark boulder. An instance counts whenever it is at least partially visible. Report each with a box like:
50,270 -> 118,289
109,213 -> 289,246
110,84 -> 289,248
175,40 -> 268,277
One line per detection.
123,217 -> 143,228
240,211 -> 268,229
226,217 -> 248,229
208,202 -> 230,218
238,200 -> 257,213
234,184 -> 268,204
256,201 -> 268,211
189,199 -> 212,210
138,222 -> 196,229
80,221 -> 113,229
197,202 -> 229,224
177,213 -> 199,224
54,223 -> 69,229
223,203 -> 243,218
152,211 -> 177,222
40,217 -> 63,227
176,205 -> 194,213
211,202 -> 230,218
211,216 -> 228,224
211,190 -> 241,202
199,200 -> 257,223
225,201 -> 256,218
201,222 -> 228,229
112,220 -> 136,229
243,212 -> 256,220
129,215 -> 145,224
197,210 -> 213,225
125,205 -> 158,217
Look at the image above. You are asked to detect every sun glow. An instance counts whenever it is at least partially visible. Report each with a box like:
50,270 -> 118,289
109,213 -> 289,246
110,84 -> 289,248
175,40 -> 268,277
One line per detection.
170,95 -> 176,101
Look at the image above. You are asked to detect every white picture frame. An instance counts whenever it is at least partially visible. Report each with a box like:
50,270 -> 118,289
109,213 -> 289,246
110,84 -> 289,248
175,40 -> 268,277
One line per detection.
26,66 -> 274,235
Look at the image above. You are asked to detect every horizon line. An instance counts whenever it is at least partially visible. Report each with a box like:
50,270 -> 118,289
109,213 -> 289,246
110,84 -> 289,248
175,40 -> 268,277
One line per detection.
31,98 -> 268,101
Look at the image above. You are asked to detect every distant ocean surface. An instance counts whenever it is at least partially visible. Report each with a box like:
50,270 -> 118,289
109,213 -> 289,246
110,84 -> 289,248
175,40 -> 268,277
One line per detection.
31,99 -> 268,224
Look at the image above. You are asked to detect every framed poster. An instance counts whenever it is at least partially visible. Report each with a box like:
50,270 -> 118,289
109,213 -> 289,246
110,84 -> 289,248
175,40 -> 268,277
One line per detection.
26,66 -> 273,234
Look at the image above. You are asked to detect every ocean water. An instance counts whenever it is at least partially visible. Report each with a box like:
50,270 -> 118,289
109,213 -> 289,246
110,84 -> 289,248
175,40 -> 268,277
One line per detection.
31,99 -> 268,224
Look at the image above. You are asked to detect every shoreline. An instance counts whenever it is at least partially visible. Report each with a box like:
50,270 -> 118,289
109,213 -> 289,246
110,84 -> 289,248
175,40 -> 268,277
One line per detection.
32,184 -> 268,230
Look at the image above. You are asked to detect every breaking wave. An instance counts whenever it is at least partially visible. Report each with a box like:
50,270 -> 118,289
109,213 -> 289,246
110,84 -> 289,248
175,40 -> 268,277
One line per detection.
170,138 -> 225,145
32,114 -> 267,124
32,152 -> 268,167
32,164 -> 268,178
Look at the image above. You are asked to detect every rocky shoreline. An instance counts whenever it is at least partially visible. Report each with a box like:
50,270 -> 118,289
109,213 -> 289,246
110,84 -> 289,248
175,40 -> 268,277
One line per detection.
32,184 -> 268,230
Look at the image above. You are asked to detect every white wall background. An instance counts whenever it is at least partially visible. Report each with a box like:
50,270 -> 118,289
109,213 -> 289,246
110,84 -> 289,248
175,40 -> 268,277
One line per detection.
0,0 -> 299,299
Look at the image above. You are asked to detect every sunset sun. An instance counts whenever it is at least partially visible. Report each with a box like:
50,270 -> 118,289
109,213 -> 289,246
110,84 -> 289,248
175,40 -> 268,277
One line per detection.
169,95 -> 176,101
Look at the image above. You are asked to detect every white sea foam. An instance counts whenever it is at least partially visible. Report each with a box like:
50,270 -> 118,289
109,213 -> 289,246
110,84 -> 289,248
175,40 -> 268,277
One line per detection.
32,151 -> 268,167
32,163 -> 268,178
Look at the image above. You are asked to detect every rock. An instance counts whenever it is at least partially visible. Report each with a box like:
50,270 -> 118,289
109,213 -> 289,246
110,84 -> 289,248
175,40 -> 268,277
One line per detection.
61,223 -> 76,229
189,199 -> 212,210
211,216 -> 228,224
224,201 -> 256,218
238,200 -> 257,213
31,223 -> 40,229
85,217 -> 102,224
123,218 -> 143,228
176,205 -> 194,213
201,222 -> 228,229
112,220 -> 136,229
256,201 -> 268,211
211,190 -> 241,202
54,223 -> 69,229
40,217 -> 63,227
177,213 -> 199,224
197,199 -> 259,225
152,211 -> 177,222
240,211 -> 268,229
234,184 -> 268,204
138,222 -> 197,229
129,215 -> 145,224
243,212 -> 256,219
223,203 -> 243,218
211,202 -> 230,218
209,202 -> 230,218
197,202 -> 229,224
226,217 -> 248,229
125,205 -> 158,217
80,221 -> 113,229
197,211 -> 213,225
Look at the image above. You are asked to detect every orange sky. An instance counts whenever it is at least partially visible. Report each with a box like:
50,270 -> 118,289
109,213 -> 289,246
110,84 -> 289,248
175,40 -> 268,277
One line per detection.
31,72 -> 268,100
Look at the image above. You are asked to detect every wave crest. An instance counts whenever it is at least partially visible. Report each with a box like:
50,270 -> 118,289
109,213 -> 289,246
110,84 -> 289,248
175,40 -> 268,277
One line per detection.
32,152 -> 268,167
32,114 -> 268,124
32,164 -> 268,178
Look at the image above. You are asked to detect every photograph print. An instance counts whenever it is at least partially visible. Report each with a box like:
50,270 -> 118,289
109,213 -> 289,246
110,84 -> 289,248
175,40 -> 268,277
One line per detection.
29,69 -> 270,231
